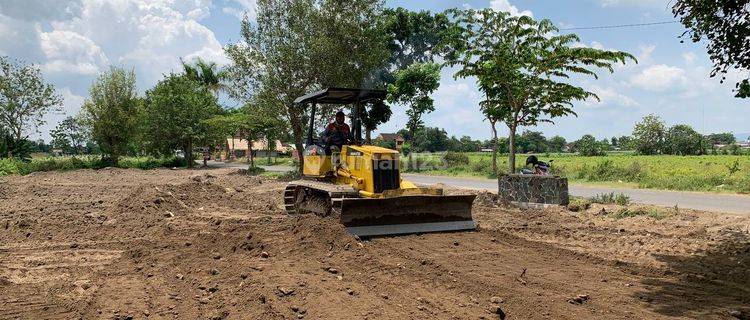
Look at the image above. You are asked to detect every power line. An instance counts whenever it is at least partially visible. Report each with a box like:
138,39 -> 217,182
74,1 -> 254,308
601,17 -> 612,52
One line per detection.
559,20 -> 679,31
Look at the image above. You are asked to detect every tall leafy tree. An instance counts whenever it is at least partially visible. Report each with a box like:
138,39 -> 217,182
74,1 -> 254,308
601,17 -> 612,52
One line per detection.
0,56 -> 62,158
181,57 -> 228,96
367,9 -> 456,144
632,114 -> 666,155
225,0 -> 387,171
548,135 -> 567,153
144,74 -> 221,168
665,124 -> 704,155
387,62 -> 441,162
673,0 -> 749,98
447,9 -> 635,172
82,66 -> 138,166
51,114 -> 89,155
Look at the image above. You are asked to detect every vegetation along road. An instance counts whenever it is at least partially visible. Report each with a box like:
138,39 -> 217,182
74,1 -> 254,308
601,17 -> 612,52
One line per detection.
403,174 -> 750,215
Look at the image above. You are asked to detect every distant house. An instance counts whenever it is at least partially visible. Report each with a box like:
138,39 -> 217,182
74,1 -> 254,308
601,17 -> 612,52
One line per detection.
738,141 -> 750,149
224,137 -> 290,160
374,133 -> 405,150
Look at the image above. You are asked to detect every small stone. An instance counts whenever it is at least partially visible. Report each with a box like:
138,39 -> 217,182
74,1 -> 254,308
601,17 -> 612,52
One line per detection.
70,243 -> 79,249
728,310 -> 743,319
210,268 -> 220,275
199,297 -> 210,304
453,241 -> 459,246
277,287 -> 295,296
234,187 -> 244,193
567,294 -> 589,305
175,273 -> 184,280
224,187 -> 235,193
164,211 -> 174,218
488,305 -> 506,319
154,197 -> 164,204
490,296 -> 504,304
326,267 -> 339,274
212,253 -> 222,260
420,259 -> 427,265
346,288 -> 355,295
380,294 -> 389,299
490,237 -> 497,242
260,251 -> 270,258
417,306 -> 425,311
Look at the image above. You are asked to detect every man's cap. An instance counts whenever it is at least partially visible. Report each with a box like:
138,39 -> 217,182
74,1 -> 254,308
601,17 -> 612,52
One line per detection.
335,110 -> 345,117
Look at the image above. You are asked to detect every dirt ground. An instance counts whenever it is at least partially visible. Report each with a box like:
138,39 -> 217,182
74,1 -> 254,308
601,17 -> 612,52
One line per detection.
1,168 -> 748,320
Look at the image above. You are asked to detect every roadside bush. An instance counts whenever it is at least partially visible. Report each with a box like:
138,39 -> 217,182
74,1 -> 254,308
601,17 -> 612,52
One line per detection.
0,158 -> 19,176
444,152 -> 470,167
567,197 -> 591,212
590,192 -> 630,205
611,207 -> 668,220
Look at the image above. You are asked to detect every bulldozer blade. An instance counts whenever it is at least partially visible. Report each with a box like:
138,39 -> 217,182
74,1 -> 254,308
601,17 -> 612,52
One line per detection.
338,194 -> 476,237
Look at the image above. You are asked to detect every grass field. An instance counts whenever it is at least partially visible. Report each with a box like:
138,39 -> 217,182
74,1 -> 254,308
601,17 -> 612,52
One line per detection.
401,152 -> 750,194
0,156 -> 186,176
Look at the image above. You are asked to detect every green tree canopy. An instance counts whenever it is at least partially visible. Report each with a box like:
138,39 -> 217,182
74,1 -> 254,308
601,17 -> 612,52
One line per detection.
82,66 -> 138,166
447,9 -> 635,172
547,135 -> 567,153
181,57 -> 228,95
673,0 -> 749,98
225,0 -> 388,171
632,114 -> 666,155
51,114 -> 90,155
665,124 -> 704,155
387,62 -> 441,158
143,74 -> 221,167
0,56 -> 62,158
572,134 -> 607,157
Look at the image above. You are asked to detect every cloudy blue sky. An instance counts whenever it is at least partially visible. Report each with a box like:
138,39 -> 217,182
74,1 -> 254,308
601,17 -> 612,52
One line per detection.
0,0 -> 747,142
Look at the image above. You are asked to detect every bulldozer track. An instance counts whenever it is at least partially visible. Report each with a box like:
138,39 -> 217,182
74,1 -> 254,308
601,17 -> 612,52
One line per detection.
283,180 -> 359,216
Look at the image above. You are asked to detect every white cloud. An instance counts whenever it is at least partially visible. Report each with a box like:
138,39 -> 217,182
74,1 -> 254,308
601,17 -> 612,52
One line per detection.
49,0 -> 227,88
40,30 -> 108,75
223,0 -> 257,21
490,0 -> 533,17
584,85 -> 639,107
630,64 -> 688,91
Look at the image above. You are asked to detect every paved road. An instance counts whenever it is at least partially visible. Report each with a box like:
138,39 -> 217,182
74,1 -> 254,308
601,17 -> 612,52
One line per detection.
403,174 -> 750,215
207,161 -> 750,214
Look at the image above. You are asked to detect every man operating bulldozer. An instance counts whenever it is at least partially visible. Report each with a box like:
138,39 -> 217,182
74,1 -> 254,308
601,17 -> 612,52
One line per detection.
320,110 -> 353,154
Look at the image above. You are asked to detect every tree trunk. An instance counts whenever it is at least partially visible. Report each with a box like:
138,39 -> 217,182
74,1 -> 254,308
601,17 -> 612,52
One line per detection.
490,121 -> 498,176
249,144 -> 254,168
407,128 -> 414,171
291,119 -> 305,173
365,129 -> 372,145
186,140 -> 194,168
508,125 -> 517,174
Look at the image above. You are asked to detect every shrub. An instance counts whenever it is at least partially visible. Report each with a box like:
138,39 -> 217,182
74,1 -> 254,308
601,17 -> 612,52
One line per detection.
567,197 -> 591,212
443,152 -> 470,167
611,207 -> 668,220
590,192 -> 630,205
0,158 -> 19,176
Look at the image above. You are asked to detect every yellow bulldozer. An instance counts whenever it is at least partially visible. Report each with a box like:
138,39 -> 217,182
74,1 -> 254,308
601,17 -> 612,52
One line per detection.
283,87 -> 476,237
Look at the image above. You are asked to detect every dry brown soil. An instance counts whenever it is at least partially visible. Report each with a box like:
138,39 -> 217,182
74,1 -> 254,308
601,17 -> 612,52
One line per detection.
0,168 -> 748,319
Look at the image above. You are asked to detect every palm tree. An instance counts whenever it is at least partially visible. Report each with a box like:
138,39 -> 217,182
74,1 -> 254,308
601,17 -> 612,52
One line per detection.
180,57 -> 228,96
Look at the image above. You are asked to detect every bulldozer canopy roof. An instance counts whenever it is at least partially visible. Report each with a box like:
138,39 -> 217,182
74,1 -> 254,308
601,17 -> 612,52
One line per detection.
294,87 -> 386,104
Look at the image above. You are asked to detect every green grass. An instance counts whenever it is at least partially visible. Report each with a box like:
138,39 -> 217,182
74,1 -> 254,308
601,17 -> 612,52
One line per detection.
0,156 -> 186,176
590,192 -> 631,205
611,207 -> 670,220
401,152 -> 750,194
